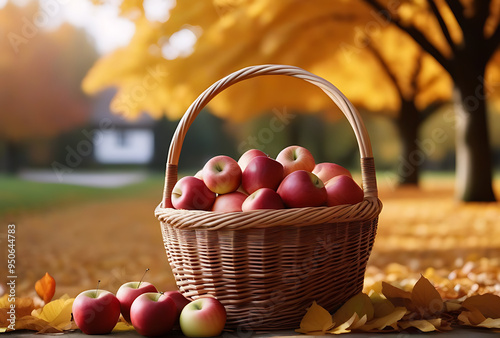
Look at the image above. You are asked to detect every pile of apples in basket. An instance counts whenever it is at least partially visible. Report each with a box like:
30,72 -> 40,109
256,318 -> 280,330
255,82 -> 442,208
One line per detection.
171,145 -> 363,211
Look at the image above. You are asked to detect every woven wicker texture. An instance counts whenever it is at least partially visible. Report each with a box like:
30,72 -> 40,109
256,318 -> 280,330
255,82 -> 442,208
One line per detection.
155,64 -> 382,329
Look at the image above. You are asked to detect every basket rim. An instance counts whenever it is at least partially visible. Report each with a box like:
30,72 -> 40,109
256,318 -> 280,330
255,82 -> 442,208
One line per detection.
161,64 -> 379,209
156,196 -> 382,230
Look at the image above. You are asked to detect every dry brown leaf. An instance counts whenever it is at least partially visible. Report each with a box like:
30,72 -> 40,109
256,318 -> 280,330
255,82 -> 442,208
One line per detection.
458,307 -> 487,326
0,295 -> 38,329
411,275 -> 444,316
382,281 -> 414,310
9,315 -> 62,333
326,313 -> 357,334
462,293 -> 500,319
35,272 -> 56,304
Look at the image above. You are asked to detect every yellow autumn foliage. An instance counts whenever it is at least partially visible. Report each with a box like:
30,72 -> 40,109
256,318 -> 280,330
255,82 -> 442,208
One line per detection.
83,0 -> 500,121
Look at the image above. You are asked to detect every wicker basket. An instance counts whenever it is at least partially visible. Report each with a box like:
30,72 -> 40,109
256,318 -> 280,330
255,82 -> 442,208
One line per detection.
155,64 -> 382,330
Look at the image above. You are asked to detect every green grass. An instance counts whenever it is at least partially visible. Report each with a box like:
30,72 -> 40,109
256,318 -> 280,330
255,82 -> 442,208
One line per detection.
0,173 -> 165,216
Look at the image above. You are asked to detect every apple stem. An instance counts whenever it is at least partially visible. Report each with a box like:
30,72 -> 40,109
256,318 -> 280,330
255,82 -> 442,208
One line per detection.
138,268 -> 149,288
95,280 -> 101,298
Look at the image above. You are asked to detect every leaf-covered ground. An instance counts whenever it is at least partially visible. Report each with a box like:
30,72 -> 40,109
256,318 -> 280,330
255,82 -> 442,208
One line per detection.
1,176 -> 499,333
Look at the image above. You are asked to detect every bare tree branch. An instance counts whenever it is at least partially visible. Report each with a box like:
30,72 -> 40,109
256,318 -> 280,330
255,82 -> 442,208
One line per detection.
361,0 -> 452,74
365,37 -> 406,101
443,0 -> 466,27
485,24 -> 500,60
428,0 -> 456,54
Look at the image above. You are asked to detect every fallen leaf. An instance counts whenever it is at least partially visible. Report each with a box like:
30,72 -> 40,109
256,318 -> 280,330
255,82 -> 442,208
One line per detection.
326,312 -> 357,334
113,320 -> 135,332
462,293 -> 500,319
8,315 -> 61,333
31,294 -> 75,331
359,307 -> 407,331
411,275 -> 444,316
399,318 -> 441,332
295,301 -> 334,334
0,295 -> 37,328
332,293 -> 374,325
35,272 -> 56,303
458,307 -> 487,326
382,281 -> 413,310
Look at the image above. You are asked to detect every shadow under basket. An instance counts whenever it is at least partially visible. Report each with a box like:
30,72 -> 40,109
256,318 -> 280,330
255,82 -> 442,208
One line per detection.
154,64 -> 383,330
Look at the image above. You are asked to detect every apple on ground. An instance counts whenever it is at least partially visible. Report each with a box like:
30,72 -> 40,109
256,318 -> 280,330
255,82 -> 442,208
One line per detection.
116,281 -> 157,323
72,289 -> 121,335
163,290 -> 190,318
212,191 -> 248,212
171,176 -> 216,210
313,162 -> 352,183
276,145 -> 316,177
242,156 -> 284,194
179,297 -> 227,337
325,175 -> 364,207
130,292 -> 177,337
202,155 -> 242,194
242,188 -> 284,211
237,149 -> 267,171
277,170 -> 327,208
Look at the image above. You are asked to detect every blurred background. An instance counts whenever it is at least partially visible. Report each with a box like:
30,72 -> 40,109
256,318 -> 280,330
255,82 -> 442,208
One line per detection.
0,0 -> 499,299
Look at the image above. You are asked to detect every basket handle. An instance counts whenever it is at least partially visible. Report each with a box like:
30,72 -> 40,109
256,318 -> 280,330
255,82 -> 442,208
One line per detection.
162,64 -> 378,207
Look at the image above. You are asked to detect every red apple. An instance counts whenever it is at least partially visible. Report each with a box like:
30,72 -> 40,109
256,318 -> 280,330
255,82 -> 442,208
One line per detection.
116,281 -> 157,323
212,191 -> 247,212
163,291 -> 190,318
325,175 -> 364,207
72,289 -> 121,335
130,292 -> 177,337
313,162 -> 352,183
242,156 -> 284,194
171,176 -> 216,210
179,297 -> 227,337
276,145 -> 316,177
237,149 -> 267,171
202,155 -> 242,194
277,170 -> 327,208
242,188 -> 284,211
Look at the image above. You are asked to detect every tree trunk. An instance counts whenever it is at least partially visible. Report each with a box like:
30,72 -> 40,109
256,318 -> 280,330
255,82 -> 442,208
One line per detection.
453,73 -> 496,202
4,141 -> 22,174
396,100 -> 421,186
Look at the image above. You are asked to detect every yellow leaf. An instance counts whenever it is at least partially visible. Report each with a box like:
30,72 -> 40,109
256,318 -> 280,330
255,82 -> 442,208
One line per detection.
476,317 -> 500,329
399,318 -> 440,332
295,301 -> 334,334
9,315 -> 61,333
332,293 -> 374,325
31,294 -> 74,331
326,312 -> 357,334
35,272 -> 56,304
359,307 -> 407,331
444,300 -> 462,312
462,293 -> 500,319
370,292 -> 395,318
411,275 -> 443,315
113,321 -> 136,332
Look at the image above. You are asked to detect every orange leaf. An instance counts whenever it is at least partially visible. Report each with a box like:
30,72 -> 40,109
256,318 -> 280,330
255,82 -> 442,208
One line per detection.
381,282 -> 413,310
35,273 -> 56,303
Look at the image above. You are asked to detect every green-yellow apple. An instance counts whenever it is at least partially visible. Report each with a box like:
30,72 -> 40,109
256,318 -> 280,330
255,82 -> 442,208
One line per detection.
130,292 -> 177,337
276,145 -> 315,177
212,191 -> 247,212
116,281 -> 157,323
277,170 -> 327,208
171,176 -> 216,210
242,188 -> 284,211
202,155 -> 242,194
72,289 -> 121,335
312,162 -> 352,183
242,156 -> 284,194
237,149 -> 267,171
325,175 -> 364,206
179,297 -> 226,337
